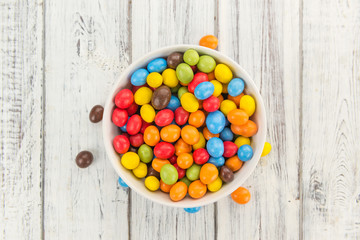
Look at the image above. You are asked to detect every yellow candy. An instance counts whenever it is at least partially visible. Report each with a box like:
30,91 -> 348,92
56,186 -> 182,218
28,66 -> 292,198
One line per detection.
140,104 -> 155,123
145,176 -> 160,191
214,64 -> 233,84
240,95 -> 256,116
207,177 -> 222,192
220,100 -> 237,116
132,162 -> 148,178
261,142 -> 272,157
193,132 -> 206,150
211,80 -> 223,97
121,152 -> 140,170
222,83 -> 228,93
162,69 -> 179,88
180,92 -> 199,113
234,136 -> 251,148
134,87 -> 153,105
146,72 -> 163,88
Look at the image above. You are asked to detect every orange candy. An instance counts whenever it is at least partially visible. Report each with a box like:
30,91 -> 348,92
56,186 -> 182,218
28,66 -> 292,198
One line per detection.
170,182 -> 188,202
188,180 -> 207,199
231,187 -> 251,204
143,125 -> 160,146
180,81 -> 189,86
203,127 -> 220,140
207,71 -> 216,81
181,125 -> 200,145
189,110 -> 206,128
174,138 -> 192,156
217,94 -> 224,104
199,35 -> 218,49
160,124 -> 181,142
230,120 -> 258,137
199,163 -> 219,184
228,93 -> 244,107
198,100 -> 203,109
160,180 -> 174,193
222,84 -> 228,93
177,153 -> 193,169
152,158 -> 170,172
227,109 -> 249,126
225,156 -> 243,172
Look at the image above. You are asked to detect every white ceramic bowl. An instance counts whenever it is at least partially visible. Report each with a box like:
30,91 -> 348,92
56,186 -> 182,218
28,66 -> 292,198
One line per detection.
103,45 -> 266,208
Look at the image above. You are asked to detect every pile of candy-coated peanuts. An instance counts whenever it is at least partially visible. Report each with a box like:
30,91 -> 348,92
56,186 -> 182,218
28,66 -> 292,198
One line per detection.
112,48 -> 261,202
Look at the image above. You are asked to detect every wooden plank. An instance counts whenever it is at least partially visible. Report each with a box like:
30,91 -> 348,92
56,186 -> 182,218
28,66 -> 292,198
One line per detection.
301,0 -> 360,239
43,0 -> 130,239
0,0 -> 44,239
216,0 -> 301,239
130,1 -> 216,239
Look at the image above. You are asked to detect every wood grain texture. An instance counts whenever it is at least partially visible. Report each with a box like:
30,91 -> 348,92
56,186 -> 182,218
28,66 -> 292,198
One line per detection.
43,0 -> 130,239
301,0 -> 360,239
130,1 -> 216,239
216,0 -> 301,239
0,0 -> 44,239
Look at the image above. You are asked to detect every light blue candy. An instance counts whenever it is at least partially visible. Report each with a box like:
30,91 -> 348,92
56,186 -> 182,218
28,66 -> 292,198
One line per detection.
228,78 -> 245,97
118,177 -> 129,188
166,95 -> 181,111
184,207 -> 201,213
194,82 -> 214,100
238,144 -> 253,161
206,110 -> 225,134
147,58 -> 167,73
208,156 -> 225,167
220,127 -> 234,141
131,68 -> 149,86
206,137 -> 224,158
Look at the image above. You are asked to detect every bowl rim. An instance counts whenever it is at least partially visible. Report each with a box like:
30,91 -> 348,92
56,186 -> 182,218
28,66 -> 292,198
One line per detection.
103,44 -> 266,208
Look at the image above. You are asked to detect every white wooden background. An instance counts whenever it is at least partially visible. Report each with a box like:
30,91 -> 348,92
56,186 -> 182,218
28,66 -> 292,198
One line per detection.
1,0 -> 359,239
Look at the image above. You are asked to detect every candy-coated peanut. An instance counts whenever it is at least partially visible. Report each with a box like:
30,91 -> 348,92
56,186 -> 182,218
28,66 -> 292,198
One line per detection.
176,63 -> 194,84
167,52 -> 184,69
160,180 -> 174,193
197,55 -> 216,73
173,163 -> 186,179
181,125 -> 200,145
211,80 -> 223,97
151,85 -> 171,110
147,58 -> 167,73
126,114 -> 142,135
199,163 -> 218,184
188,72 -> 208,93
234,136 -> 251,148
175,106 -> 189,125
170,182 -> 188,202
220,165 -> 234,183
227,109 -> 249,126
207,177 -> 222,192
186,164 -> 201,181
238,144 -> 253,161
203,127 -> 219,140
189,110 -> 205,128
220,100 -> 237,116
223,141 -> 238,158
162,68 -> 179,88
160,164 -> 178,185
115,89 -> 134,109
138,144 -> 153,163
143,125 -> 160,146
129,133 -> 143,147
225,155 -> 243,172
121,152 -> 140,170
181,93 -> 199,113
160,124 -> 181,142
193,148 -> 210,165
261,142 -> 272,157
145,176 -> 160,191
206,137 -> 224,158
155,109 -> 174,127
112,108 -> 128,127
166,95 -> 181,111
239,95 -> 256,116
152,158 -> 171,172
199,35 -> 218,49
207,71 -> 215,81
230,120 -> 258,137
188,180 -> 207,199
134,87 -> 153,105
220,127 -> 234,141
206,110 -> 226,134
227,78 -> 245,97
154,142 -> 175,159
203,96 -> 220,112
132,162 -> 148,178
231,187 -> 251,204
131,68 -> 149,86
177,153 -> 194,169
183,49 -> 200,66
146,72 -> 163,88
214,64 -> 233,84
178,86 -> 189,99
113,135 -> 130,154
180,177 -> 192,187
208,156 -> 225,167
194,82 -> 214,100
193,132 -> 206,150
174,138 -> 192,156
140,104 -> 155,123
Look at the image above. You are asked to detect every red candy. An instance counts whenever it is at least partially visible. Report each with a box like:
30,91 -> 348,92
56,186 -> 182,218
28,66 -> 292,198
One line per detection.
154,142 -> 175,159
188,73 -> 208,93
193,148 -> 210,165
174,163 -> 186,179
129,133 -> 144,147
126,102 -> 138,116
140,120 -> 151,134
113,135 -> 130,154
126,114 -> 142,135
155,109 -> 174,127
203,96 -> 220,112
190,65 -> 197,73
112,108 -> 128,127
115,89 -> 134,109
169,155 -> 177,164
223,141 -> 238,158
175,107 -> 189,125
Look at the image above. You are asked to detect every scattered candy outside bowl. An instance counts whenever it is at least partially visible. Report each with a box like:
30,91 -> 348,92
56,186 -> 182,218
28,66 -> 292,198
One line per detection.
103,45 -> 266,208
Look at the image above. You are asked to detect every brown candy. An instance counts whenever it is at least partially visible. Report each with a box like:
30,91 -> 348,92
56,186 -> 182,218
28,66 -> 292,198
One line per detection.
167,52 -> 184,69
220,165 -> 234,183
89,105 -> 104,123
151,85 -> 171,110
76,151 -> 93,168
147,165 -> 160,179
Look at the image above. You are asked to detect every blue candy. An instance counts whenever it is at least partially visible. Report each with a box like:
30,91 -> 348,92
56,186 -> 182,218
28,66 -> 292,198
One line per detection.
238,144 -> 253,161
184,207 -> 201,213
118,177 -> 129,188
224,118 -> 230,126
131,68 -> 149,86
147,58 -> 167,73
228,78 -> 245,97
206,137 -> 224,158
208,156 -> 225,167
220,127 -> 233,141
166,95 -> 181,111
194,82 -> 215,100
119,117 -> 130,132
206,110 -> 225,134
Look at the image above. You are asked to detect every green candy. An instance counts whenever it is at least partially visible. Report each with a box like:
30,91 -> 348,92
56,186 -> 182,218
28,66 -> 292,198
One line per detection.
176,63 -> 194,84
180,177 -> 192,187
183,49 -> 199,66
160,164 -> 178,185
197,55 -> 216,73
138,144 -> 153,163
171,84 -> 181,93
186,164 -> 201,181
178,86 -> 189,99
